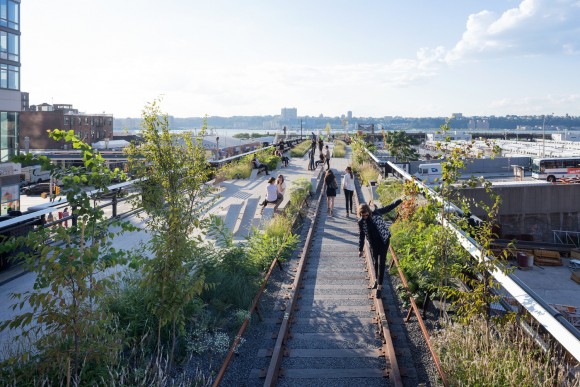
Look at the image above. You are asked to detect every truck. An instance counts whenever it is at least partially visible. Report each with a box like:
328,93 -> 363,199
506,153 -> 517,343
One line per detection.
414,163 -> 442,185
20,165 -> 51,185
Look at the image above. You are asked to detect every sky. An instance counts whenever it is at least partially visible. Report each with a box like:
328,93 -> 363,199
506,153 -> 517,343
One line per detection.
21,0 -> 580,119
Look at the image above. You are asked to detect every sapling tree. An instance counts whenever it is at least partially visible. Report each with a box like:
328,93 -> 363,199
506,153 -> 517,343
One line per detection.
125,100 -> 216,365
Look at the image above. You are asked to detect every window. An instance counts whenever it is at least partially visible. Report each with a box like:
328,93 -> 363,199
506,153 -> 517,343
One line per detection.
0,1 -> 19,30
0,63 -> 18,90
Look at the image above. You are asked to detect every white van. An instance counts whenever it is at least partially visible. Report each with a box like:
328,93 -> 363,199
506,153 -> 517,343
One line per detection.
21,165 -> 51,185
415,163 -> 442,184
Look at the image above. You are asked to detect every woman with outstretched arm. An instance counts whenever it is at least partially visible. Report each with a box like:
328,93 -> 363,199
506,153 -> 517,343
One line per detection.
357,198 -> 403,298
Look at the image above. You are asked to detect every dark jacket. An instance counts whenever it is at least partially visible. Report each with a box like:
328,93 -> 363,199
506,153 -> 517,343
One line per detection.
358,199 -> 403,254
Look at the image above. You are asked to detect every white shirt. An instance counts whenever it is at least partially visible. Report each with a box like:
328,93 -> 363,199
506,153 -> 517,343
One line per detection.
266,183 -> 278,201
342,173 -> 355,191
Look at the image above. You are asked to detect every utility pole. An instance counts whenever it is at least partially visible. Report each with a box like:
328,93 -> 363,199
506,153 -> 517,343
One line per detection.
300,119 -> 303,140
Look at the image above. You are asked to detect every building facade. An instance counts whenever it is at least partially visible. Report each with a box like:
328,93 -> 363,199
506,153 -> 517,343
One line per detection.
0,0 -> 21,215
19,103 -> 113,150
281,107 -> 297,120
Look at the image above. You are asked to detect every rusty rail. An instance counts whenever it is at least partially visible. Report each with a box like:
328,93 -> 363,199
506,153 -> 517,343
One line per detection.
263,175 -> 326,386
389,244 -> 448,387
212,168 -> 324,386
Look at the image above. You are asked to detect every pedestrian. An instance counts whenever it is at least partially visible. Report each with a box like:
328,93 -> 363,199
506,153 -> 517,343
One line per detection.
315,153 -> 325,169
323,145 -> 331,170
46,212 -> 54,227
342,166 -> 355,217
318,137 -> 324,154
324,169 -> 338,216
308,148 -> 315,170
357,198 -> 403,298
260,177 -> 282,214
62,207 -> 70,228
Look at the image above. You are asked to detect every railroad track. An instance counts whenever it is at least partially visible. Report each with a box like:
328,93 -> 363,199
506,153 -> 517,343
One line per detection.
255,177 -> 418,386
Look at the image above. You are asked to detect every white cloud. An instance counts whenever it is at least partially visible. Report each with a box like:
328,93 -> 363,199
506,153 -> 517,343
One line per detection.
447,0 -> 580,62
489,93 -> 580,114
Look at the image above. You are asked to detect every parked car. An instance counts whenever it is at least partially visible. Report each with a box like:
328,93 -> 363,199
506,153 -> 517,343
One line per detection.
20,183 -> 58,196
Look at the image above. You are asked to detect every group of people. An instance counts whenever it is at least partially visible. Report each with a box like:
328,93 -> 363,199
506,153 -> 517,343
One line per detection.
308,137 -> 332,171
259,174 -> 286,214
45,207 -> 70,228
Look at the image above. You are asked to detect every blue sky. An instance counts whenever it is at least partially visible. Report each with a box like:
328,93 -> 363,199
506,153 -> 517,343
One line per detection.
22,0 -> 580,118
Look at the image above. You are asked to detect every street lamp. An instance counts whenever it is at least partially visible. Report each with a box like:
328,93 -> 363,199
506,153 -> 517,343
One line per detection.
300,119 -> 303,140
542,113 -> 553,157
216,137 -> 220,160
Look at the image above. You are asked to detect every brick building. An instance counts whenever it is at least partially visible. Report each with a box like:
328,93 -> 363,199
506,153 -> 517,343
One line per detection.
19,103 -> 113,150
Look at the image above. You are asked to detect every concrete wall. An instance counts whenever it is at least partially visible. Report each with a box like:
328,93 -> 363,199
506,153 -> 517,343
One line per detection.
460,184 -> 580,242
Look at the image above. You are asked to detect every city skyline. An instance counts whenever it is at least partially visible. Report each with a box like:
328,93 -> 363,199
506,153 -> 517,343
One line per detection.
22,0 -> 580,118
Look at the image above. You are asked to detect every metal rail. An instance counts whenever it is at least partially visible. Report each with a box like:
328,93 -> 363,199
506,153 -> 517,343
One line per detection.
211,167 -> 324,386
388,245 -> 448,386
263,170 -> 326,386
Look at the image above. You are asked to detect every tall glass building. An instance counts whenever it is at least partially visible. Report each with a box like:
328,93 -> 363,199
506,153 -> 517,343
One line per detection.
0,0 -> 21,214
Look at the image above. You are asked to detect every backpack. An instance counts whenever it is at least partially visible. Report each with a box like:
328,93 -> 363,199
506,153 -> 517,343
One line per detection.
331,179 -> 338,189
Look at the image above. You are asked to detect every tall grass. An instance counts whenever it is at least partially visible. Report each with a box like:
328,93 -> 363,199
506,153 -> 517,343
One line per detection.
332,140 -> 346,158
432,318 -> 578,386
357,162 -> 381,186
290,140 -> 312,157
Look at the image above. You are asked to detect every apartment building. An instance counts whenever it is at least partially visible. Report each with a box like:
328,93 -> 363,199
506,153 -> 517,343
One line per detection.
19,103 -> 113,150
0,0 -> 21,215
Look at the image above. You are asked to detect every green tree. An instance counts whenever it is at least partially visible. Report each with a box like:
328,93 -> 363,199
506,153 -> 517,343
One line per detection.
325,122 -> 331,138
1,130 -> 131,384
126,100 -> 215,365
383,130 -> 419,162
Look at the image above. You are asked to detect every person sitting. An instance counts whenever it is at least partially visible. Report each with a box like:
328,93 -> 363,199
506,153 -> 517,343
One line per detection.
260,177 -> 282,214
315,153 -> 325,169
281,149 -> 290,167
252,155 -> 269,175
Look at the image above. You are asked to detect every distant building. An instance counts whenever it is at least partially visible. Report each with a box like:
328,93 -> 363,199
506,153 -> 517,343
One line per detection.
468,119 -> 490,130
281,107 -> 297,120
0,0 -> 22,215
19,104 -> 113,150
347,111 -> 352,120
552,132 -> 580,142
452,113 -> 463,118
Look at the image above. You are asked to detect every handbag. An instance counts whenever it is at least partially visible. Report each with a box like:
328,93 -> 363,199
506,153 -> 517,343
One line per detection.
331,179 -> 338,189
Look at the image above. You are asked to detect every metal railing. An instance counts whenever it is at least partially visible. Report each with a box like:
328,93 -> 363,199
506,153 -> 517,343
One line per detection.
553,230 -> 580,248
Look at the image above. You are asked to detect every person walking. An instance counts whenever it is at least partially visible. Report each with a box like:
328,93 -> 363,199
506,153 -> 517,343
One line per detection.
323,145 -> 331,170
308,148 -> 315,170
324,169 -> 338,216
62,207 -> 70,228
342,166 -> 355,217
46,212 -> 54,227
318,137 -> 324,154
357,198 -> 403,298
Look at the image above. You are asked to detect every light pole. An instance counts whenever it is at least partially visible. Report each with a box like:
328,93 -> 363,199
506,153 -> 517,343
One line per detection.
300,119 -> 303,140
542,113 -> 553,157
216,137 -> 220,160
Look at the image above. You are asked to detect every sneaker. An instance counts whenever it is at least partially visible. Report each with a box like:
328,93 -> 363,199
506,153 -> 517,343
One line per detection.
375,289 -> 382,298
